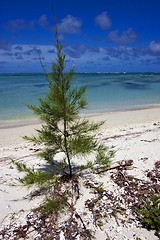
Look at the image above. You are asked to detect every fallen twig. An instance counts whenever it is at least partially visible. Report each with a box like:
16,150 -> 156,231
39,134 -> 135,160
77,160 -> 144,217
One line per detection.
94,159 -> 133,174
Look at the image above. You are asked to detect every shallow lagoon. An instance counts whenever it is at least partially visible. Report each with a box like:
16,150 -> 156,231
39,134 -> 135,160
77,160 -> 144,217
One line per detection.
0,72 -> 160,121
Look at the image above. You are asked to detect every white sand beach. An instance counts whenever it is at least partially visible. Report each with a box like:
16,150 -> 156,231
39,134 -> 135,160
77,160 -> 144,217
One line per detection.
0,107 -> 160,239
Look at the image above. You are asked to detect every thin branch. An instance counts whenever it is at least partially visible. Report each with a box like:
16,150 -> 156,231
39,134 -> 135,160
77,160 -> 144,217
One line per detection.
38,50 -> 48,77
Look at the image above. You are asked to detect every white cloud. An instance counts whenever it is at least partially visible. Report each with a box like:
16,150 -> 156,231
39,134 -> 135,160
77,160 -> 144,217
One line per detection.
0,45 -> 57,64
108,28 -> 139,45
1,43 -> 159,73
95,12 -> 112,30
58,15 -> 82,34
37,14 -> 48,28
1,19 -> 35,33
0,39 -> 11,50
148,41 -> 160,55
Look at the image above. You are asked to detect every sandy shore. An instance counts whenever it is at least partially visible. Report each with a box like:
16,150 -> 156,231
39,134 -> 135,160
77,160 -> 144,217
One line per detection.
0,107 -> 160,239
0,107 -> 160,147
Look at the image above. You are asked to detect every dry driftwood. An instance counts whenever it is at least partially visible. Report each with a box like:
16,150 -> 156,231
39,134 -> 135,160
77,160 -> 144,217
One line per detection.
95,159 -> 133,174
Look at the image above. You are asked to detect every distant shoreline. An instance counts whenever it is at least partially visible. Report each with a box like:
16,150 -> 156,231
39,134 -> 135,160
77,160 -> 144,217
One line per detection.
0,105 -> 160,130
0,72 -> 160,74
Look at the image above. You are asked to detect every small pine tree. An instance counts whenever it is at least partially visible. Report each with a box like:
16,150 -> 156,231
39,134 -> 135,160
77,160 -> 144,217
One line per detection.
13,12 -> 114,204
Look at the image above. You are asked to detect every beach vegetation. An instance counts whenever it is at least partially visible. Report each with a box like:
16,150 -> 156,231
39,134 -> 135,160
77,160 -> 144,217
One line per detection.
136,190 -> 160,231
36,195 -> 68,214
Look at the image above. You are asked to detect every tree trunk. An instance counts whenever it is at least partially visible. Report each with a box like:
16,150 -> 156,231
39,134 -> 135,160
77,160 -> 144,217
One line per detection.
64,120 -> 72,177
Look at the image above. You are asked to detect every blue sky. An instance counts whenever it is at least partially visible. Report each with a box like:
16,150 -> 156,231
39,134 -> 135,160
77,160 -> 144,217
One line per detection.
0,0 -> 160,73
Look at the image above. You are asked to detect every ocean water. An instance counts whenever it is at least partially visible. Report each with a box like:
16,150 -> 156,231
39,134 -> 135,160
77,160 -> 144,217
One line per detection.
0,73 -> 160,123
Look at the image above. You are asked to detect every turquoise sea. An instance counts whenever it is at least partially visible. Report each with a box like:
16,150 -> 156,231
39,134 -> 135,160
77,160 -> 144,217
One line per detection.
0,73 -> 160,124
